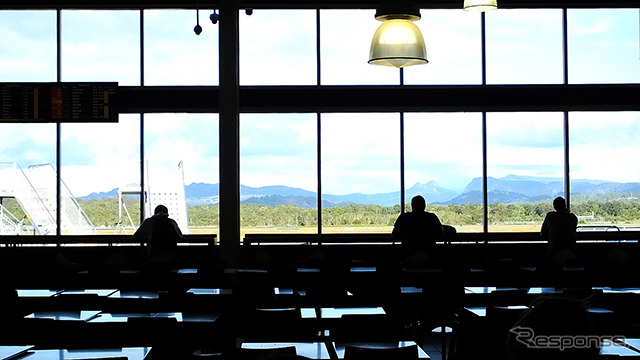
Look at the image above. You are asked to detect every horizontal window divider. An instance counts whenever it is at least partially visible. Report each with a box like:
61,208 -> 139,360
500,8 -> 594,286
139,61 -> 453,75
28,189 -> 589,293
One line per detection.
241,231 -> 640,245
118,84 -> 640,114
0,234 -> 216,246
4,1 -> 640,11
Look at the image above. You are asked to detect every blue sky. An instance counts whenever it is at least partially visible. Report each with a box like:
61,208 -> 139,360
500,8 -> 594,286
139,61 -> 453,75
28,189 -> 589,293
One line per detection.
1,8 -> 640,197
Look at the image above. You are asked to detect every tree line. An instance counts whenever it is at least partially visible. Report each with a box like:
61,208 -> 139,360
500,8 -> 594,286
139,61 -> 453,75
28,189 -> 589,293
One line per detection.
72,196 -> 640,228
3,196 -> 637,229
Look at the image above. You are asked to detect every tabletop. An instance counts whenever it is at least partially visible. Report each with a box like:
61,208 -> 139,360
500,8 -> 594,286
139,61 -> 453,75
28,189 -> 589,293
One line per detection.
25,311 -> 102,322
241,342 -> 331,359
0,346 -> 33,360
300,307 -> 386,319
333,341 -> 430,359
18,347 -> 150,360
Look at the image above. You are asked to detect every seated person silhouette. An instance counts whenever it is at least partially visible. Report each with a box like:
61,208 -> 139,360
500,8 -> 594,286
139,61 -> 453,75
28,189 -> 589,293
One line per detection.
133,204 -> 182,263
540,196 -> 578,267
392,195 -> 444,267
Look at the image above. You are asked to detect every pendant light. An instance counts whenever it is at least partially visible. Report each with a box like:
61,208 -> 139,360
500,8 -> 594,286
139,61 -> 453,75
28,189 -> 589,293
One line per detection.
463,0 -> 498,12
368,1 -> 427,68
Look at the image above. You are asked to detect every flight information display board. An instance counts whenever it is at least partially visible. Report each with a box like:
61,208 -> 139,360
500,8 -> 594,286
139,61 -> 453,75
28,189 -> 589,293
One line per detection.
0,82 -> 118,123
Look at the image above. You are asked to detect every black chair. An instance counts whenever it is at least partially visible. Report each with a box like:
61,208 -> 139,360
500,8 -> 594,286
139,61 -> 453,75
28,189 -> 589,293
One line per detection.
235,346 -> 298,360
343,344 -> 419,360
333,314 -> 404,344
234,308 -> 312,341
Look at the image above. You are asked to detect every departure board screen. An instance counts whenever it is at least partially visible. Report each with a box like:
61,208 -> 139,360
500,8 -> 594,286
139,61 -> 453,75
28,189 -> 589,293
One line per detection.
1,82 -> 118,123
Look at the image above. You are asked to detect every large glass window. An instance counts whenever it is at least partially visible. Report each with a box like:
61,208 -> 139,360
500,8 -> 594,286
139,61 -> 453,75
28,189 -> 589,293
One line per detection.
404,113 -> 483,232
144,114 -> 219,236
59,10 -> 141,235
485,9 -> 563,84
61,10 -> 140,85
4,7 -> 640,239
321,113 -> 400,233
486,112 -> 565,231
404,10 -> 482,85
144,10 -> 219,85
0,124 -> 57,235
61,116 -> 140,235
0,11 -> 56,82
320,10 -> 399,85
240,10 -> 317,85
240,114 -> 318,235
569,112 -> 640,230
568,9 -> 640,84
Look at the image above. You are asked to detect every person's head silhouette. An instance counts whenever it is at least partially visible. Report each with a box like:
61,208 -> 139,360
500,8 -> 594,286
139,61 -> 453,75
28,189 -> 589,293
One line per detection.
154,204 -> 169,215
553,197 -> 567,212
411,195 -> 426,212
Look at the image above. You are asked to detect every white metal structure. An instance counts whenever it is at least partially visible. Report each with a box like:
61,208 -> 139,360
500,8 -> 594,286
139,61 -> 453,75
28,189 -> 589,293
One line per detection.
0,162 -> 96,235
0,202 -> 29,235
116,161 -> 190,235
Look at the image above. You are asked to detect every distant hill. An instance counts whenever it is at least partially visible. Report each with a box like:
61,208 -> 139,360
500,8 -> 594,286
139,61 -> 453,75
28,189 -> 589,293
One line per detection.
80,188 -> 118,200
80,175 -> 640,208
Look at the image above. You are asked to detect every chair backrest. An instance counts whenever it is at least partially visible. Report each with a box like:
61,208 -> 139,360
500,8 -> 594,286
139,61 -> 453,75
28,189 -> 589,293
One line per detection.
236,346 -> 297,360
333,314 -> 402,343
237,308 -> 307,340
343,345 -> 419,360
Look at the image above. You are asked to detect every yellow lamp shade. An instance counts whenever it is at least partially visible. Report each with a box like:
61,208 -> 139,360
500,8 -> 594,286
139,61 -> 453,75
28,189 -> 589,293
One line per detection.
368,18 -> 428,68
463,0 -> 498,12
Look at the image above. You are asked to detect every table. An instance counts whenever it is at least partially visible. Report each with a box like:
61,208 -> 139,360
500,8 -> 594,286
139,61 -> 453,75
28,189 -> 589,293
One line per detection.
17,290 -> 61,298
26,311 -> 102,322
108,290 -> 160,299
0,346 -> 33,360
599,338 -> 640,356
333,341 -> 430,359
187,288 -> 232,295
241,342 -> 331,359
59,290 -> 117,297
87,312 -> 220,323
300,307 -> 386,319
17,347 -> 150,360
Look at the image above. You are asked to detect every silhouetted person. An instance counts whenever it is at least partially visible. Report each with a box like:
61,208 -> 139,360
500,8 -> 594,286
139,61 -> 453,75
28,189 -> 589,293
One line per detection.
538,197 -> 579,283
133,204 -> 182,262
392,195 -> 444,266
541,196 -> 578,255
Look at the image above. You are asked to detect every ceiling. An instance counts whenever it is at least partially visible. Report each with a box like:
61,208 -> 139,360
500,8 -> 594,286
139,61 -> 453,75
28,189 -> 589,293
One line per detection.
1,0 -> 639,10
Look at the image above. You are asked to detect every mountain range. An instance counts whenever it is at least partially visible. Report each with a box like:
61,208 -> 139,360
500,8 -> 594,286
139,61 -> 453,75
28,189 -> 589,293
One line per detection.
79,175 -> 640,208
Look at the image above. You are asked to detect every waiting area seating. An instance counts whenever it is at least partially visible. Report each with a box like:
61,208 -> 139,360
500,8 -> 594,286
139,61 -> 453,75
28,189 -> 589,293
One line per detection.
0,231 -> 639,359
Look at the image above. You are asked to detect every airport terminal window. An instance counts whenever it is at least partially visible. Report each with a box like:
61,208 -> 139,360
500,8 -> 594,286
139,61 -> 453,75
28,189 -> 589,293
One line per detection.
0,123 -> 57,235
61,10 -> 140,85
2,6 -> 640,238
0,11 -> 56,82
320,113 -> 400,233
569,112 -> 640,230
144,10 -> 219,86
144,114 -> 220,236
485,9 -> 563,84
486,112 -> 565,231
320,10 -> 399,85
567,9 -> 640,84
404,113 -> 483,232
240,114 -> 318,235
61,116 -> 140,235
240,10 -> 317,85
404,10 -> 482,85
